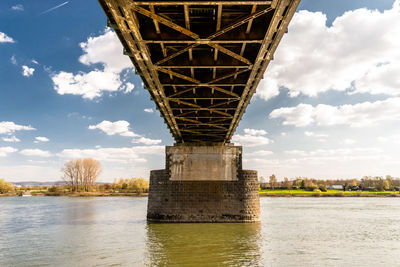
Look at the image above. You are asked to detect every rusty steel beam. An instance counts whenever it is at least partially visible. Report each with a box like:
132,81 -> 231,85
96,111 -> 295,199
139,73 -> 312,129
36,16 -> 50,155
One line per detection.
131,1 -> 272,5
98,0 -> 299,144
151,7 -> 272,65
162,84 -> 247,87
175,117 -> 228,130
157,65 -> 250,69
176,98 -> 239,117
168,99 -> 232,117
130,5 -> 200,39
168,97 -> 239,100
141,40 -> 264,44
158,68 -> 240,97
209,43 -> 251,65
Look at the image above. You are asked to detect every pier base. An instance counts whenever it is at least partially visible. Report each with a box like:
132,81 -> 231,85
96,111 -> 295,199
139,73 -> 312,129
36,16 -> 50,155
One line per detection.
147,145 -> 260,223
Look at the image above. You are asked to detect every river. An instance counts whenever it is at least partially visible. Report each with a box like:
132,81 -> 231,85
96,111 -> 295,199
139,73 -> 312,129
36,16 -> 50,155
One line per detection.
1,197 -> 399,266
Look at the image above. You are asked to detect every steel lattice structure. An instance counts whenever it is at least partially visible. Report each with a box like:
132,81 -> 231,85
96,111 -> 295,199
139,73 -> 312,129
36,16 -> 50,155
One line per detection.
99,0 -> 300,144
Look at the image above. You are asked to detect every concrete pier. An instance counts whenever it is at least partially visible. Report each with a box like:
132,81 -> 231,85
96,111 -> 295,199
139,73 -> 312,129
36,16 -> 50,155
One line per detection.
147,145 -> 260,223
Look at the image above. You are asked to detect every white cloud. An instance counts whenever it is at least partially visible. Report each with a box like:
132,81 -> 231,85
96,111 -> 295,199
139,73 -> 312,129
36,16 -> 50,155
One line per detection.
52,70 -> 122,99
259,1 -> 400,99
89,120 -> 162,145
89,120 -> 139,137
243,128 -> 268,136
10,55 -> 17,65
233,128 -> 272,147
304,131 -> 328,138
58,145 -> 164,163
34,136 -> 49,143
123,82 -> 135,93
0,32 -> 15,43
132,137 -> 161,145
269,104 -> 314,127
283,147 -> 385,162
304,131 -> 313,137
144,108 -> 154,113
20,149 -> 52,158
232,134 -> 273,147
377,134 -> 400,145
281,132 -> 287,136
0,147 -> 17,157
344,139 -> 356,145
285,147 -> 382,156
246,150 -> 274,157
51,28 -> 133,99
22,65 -> 35,77
270,97 -> 400,127
255,77 -> 280,101
0,121 -> 35,135
303,132 -> 328,142
2,136 -> 20,143
78,28 -> 132,73
11,4 -> 24,11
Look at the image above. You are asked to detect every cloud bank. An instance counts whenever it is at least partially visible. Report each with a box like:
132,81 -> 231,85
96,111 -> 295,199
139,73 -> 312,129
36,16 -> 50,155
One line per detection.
51,28 -> 133,99
269,97 -> 400,127
256,1 -> 400,100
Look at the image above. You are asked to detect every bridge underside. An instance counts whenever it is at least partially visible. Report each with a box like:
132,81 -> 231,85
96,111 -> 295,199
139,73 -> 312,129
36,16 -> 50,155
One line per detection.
99,0 -> 299,144
99,0 -> 299,222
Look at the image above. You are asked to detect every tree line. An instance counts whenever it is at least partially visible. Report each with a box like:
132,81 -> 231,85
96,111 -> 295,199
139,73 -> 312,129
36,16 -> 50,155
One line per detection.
261,174 -> 400,192
0,158 -> 149,195
0,178 -> 14,194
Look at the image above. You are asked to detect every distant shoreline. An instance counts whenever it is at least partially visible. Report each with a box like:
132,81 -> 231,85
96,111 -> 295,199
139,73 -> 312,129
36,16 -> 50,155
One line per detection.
2,191 -> 400,198
0,192 -> 148,197
259,189 -> 400,197
259,194 -> 400,197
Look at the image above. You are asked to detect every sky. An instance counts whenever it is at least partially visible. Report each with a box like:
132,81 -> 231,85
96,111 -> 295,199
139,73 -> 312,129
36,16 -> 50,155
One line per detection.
0,0 -> 399,182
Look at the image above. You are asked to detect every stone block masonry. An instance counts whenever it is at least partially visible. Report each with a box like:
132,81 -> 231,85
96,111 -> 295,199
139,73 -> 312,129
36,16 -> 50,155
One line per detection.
166,145 -> 242,181
147,145 -> 260,223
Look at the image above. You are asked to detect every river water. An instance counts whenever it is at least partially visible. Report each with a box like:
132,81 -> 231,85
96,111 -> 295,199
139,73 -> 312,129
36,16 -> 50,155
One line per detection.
1,197 -> 399,266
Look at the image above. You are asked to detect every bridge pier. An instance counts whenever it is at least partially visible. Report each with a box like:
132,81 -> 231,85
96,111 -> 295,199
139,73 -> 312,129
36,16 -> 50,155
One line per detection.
147,144 -> 260,223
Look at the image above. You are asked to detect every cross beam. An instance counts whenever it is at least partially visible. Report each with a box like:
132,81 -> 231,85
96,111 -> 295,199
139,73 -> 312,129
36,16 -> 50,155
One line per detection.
98,0 -> 300,143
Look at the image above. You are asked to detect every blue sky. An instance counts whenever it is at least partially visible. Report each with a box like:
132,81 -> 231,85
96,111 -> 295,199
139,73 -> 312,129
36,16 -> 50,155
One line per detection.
1,0 -> 399,182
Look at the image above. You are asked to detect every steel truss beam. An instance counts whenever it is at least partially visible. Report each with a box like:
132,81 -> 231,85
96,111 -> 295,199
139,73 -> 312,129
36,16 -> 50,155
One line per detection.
98,0 -> 300,143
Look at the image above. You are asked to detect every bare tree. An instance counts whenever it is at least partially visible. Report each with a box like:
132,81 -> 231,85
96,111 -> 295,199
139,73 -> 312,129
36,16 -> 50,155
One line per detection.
82,158 -> 102,191
283,177 -> 292,190
269,174 -> 278,189
61,158 -> 102,192
62,160 -> 77,191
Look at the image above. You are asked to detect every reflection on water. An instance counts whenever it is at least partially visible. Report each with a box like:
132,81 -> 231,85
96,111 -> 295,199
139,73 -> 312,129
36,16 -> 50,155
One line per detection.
1,197 -> 400,266
146,223 -> 261,267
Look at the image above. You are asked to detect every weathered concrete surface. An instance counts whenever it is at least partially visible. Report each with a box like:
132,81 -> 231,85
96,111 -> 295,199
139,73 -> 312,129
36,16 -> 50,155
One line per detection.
147,145 -> 260,223
166,145 -> 241,181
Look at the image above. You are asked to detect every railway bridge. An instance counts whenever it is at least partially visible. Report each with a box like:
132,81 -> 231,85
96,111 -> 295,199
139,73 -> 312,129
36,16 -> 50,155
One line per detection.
99,0 -> 299,222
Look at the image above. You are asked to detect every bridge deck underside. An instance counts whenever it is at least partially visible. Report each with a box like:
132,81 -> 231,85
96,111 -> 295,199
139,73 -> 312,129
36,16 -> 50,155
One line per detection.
99,0 -> 299,144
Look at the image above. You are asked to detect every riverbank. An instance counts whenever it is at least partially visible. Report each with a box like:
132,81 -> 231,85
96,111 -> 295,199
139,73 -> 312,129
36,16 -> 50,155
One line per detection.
260,189 -> 400,197
2,190 -> 400,197
0,192 -> 148,197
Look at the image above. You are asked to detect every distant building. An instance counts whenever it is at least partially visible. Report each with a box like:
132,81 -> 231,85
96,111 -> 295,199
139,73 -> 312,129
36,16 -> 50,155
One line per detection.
328,185 -> 343,190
